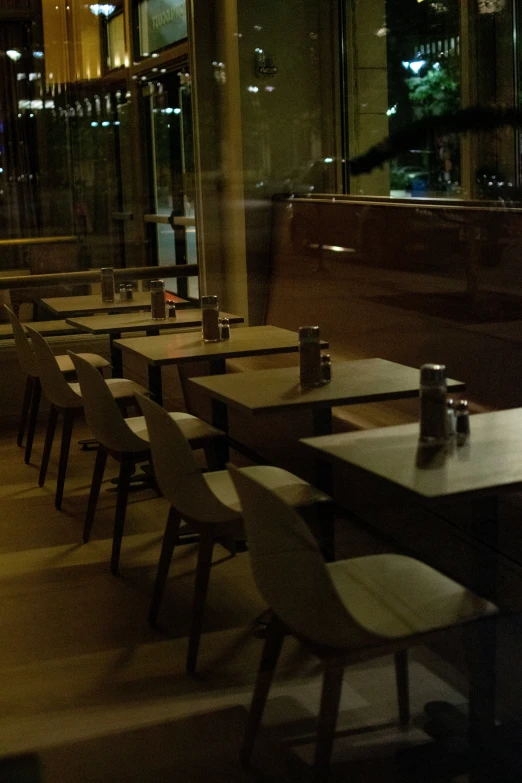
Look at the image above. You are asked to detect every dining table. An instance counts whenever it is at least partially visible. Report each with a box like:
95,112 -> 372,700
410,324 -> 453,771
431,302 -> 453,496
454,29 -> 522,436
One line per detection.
66,310 -> 244,377
40,291 -> 188,319
300,409 -> 522,783
113,325 -> 327,407
0,319 -> 81,339
188,357 -> 465,438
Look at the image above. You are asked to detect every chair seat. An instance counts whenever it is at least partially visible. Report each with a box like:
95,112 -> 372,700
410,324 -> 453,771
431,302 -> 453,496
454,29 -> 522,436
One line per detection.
204,465 -> 331,513
127,411 -> 224,443
56,352 -> 110,374
327,554 -> 497,642
69,377 -> 147,400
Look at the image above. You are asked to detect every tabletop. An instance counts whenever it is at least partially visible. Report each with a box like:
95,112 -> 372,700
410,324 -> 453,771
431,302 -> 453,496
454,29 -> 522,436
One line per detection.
188,358 -> 464,416
66,310 -> 244,335
300,408 -> 522,499
41,292 -> 188,318
0,319 -> 80,339
113,325 -> 323,366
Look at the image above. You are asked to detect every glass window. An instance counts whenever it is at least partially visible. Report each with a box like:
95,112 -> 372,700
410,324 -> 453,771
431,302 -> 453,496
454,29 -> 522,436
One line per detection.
107,11 -> 125,70
386,0 -> 461,199
137,0 -> 187,57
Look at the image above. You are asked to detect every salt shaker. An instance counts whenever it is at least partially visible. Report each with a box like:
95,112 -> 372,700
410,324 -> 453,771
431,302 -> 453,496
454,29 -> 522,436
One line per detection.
299,326 -> 322,387
456,399 -> 470,442
419,363 -> 447,445
220,317 -> 231,340
321,353 -> 332,383
201,295 -> 220,342
126,283 -> 134,301
150,279 -> 166,320
119,283 -> 127,302
100,267 -> 115,303
446,398 -> 456,437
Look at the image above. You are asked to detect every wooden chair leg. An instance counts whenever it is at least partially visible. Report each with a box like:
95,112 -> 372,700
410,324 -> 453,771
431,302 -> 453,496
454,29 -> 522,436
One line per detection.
395,649 -> 410,727
83,445 -> 108,543
110,457 -> 133,575
241,616 -> 286,767
55,409 -> 75,510
313,661 -> 345,781
17,375 -> 34,447
39,404 -> 58,487
24,377 -> 41,464
148,507 -> 182,626
187,527 -> 216,674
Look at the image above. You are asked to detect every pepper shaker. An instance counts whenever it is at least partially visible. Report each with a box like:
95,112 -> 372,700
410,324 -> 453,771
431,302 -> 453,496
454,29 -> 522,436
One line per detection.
168,303 -> 177,319
220,317 -> 231,340
321,353 -> 332,383
101,267 -> 115,303
456,399 -> 470,442
299,326 -> 323,387
150,279 -> 166,320
201,295 -> 220,342
419,363 -> 447,445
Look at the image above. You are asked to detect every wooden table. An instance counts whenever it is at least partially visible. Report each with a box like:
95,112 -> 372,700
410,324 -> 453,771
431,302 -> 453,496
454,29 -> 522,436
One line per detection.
40,292 -> 188,318
301,409 -> 522,781
113,325 -> 325,406
189,358 -> 464,438
0,319 -> 80,340
66,310 -> 244,377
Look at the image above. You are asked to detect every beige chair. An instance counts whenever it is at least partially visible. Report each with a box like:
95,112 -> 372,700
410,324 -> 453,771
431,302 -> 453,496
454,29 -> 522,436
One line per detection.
26,326 -> 145,510
4,305 -> 109,464
227,465 -> 498,781
68,351 -> 227,574
137,392 -> 332,674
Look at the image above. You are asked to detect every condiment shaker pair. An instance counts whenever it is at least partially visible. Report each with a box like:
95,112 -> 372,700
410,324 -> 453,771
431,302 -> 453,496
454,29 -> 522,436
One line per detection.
420,363 -> 469,445
299,326 -> 331,386
201,296 -> 230,341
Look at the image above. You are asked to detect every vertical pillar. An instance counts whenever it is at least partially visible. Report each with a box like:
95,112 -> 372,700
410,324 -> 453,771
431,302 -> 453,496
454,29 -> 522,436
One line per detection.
346,0 -> 389,196
189,0 -> 249,320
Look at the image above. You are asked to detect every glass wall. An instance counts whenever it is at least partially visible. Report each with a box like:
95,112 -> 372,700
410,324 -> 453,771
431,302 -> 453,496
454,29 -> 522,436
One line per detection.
345,0 -> 519,201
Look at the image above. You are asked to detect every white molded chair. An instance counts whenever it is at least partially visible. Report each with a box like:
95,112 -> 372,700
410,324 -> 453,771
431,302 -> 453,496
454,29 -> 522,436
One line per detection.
26,326 -> 145,510
137,392 -> 332,674
68,351 -> 227,574
227,465 -> 498,781
4,305 -> 109,463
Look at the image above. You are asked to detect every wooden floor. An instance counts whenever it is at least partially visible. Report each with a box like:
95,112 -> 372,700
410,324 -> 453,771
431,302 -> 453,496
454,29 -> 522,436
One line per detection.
0,417 -> 472,782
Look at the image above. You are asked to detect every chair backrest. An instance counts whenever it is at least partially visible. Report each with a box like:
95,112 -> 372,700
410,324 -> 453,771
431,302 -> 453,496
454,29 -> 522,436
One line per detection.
228,464 -> 363,649
25,327 -> 82,409
68,352 -> 146,454
4,305 -> 36,376
137,393 -> 236,523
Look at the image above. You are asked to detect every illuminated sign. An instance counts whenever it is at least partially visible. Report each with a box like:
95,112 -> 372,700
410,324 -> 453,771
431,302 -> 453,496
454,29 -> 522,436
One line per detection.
139,0 -> 186,56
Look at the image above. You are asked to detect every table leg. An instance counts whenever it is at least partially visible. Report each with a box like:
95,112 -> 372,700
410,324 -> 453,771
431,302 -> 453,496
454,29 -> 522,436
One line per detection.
210,357 -> 227,376
146,328 -> 160,337
312,407 -> 332,437
211,399 -> 229,464
148,364 -> 163,406
468,496 -> 499,783
423,496 -> 499,783
311,407 -> 335,560
110,333 -> 123,378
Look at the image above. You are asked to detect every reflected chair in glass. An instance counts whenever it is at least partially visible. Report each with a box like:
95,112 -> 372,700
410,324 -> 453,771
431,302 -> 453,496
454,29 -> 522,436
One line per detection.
137,393 -> 332,674
227,465 -> 498,782
4,305 -> 109,464
68,352 -> 227,574
26,326 -> 146,510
